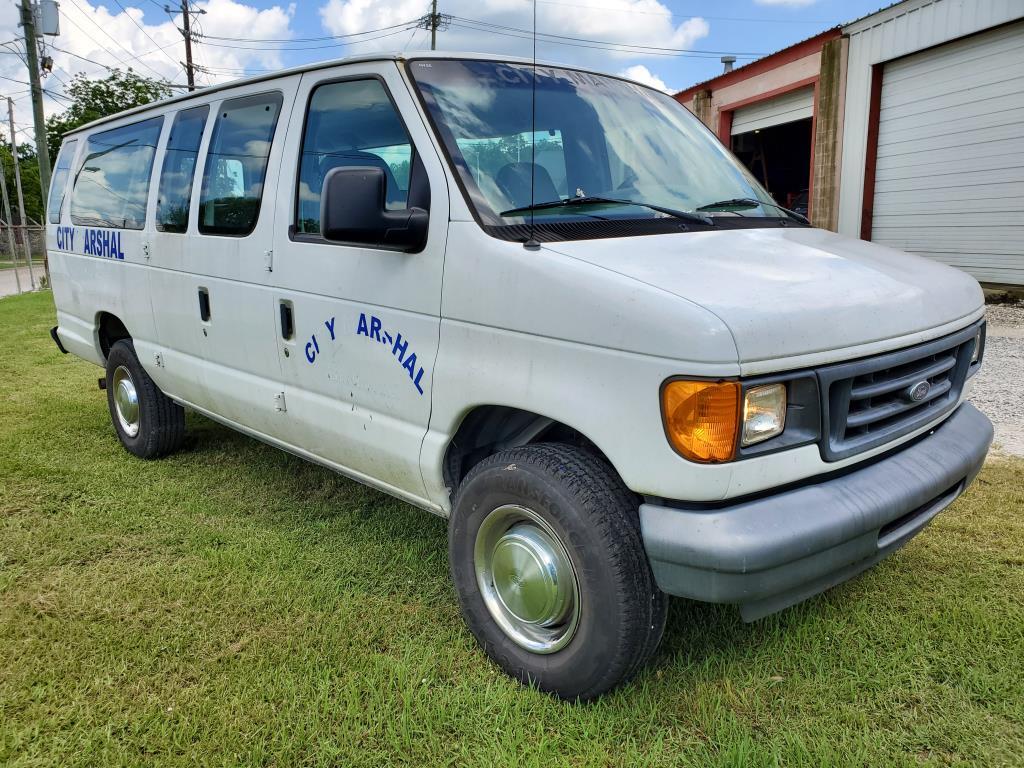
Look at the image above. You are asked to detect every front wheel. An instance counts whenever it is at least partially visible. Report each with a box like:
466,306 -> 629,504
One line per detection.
449,443 -> 667,701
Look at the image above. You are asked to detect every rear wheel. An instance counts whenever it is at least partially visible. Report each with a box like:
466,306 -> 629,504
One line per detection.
449,443 -> 667,701
105,339 -> 185,459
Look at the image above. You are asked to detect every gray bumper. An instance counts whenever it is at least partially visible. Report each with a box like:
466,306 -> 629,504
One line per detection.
640,402 -> 993,621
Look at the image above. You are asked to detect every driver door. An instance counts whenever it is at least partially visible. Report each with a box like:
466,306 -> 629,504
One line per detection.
270,63 -> 449,504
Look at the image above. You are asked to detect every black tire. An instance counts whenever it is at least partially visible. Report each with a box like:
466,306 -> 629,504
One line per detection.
449,443 -> 667,701
105,339 -> 185,459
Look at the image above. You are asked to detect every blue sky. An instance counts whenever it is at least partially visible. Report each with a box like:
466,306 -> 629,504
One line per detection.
1,0 -> 891,125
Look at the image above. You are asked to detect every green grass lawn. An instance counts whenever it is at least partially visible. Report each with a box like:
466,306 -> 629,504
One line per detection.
2,290 -> 1022,767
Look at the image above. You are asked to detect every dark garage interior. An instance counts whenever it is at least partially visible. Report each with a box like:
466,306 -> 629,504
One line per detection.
731,117 -> 812,216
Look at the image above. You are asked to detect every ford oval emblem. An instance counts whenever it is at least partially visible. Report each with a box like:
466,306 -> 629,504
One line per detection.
907,380 -> 931,402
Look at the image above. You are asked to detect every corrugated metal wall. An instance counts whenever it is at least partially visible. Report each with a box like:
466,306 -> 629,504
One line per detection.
871,21 -> 1024,284
838,0 -> 1024,283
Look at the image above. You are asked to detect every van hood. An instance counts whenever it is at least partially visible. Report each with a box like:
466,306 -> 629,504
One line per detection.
543,226 -> 984,370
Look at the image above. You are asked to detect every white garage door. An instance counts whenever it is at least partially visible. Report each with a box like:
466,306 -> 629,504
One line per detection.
731,87 -> 814,135
872,21 -> 1024,285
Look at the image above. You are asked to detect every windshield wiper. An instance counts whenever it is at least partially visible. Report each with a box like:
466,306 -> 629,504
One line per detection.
695,197 -> 810,225
501,196 -> 714,226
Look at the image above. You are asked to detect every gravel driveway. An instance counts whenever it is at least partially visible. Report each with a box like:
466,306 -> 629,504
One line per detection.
970,303 -> 1024,457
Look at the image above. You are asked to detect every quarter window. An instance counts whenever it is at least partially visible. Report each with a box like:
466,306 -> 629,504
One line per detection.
156,105 -> 209,233
71,117 -> 163,229
198,92 -> 283,236
47,139 -> 78,224
296,79 -> 413,235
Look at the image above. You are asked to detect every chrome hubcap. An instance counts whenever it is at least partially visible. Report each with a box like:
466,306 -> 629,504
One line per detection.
474,504 -> 580,654
112,365 -> 140,438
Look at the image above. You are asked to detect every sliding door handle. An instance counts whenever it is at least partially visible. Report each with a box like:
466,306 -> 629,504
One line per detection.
198,287 -> 211,322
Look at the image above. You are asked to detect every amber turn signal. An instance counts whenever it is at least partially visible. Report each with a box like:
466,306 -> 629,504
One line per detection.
661,380 -> 740,463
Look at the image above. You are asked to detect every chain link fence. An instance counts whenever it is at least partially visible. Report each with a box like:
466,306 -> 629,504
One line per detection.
1,223 -> 48,295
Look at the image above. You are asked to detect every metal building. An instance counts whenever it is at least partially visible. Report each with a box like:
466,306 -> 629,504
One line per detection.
674,29 -> 846,231
676,0 -> 1024,287
838,0 -> 1024,287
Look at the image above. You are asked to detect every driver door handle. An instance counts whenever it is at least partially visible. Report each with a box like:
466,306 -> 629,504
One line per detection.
280,301 -> 294,340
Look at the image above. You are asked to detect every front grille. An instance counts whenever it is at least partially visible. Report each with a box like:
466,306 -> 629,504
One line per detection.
818,321 -> 982,461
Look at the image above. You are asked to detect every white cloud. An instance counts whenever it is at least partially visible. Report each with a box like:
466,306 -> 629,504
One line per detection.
618,65 -> 672,93
319,0 -> 710,69
754,0 -> 819,7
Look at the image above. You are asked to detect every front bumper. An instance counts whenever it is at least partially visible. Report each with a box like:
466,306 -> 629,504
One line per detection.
639,402 -> 993,620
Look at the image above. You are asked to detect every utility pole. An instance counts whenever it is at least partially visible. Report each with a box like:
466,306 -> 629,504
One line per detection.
19,0 -> 51,205
181,0 -> 195,91
417,3 -> 449,50
167,0 -> 205,91
431,0 -> 438,50
8,97 -> 36,289
0,160 -> 23,294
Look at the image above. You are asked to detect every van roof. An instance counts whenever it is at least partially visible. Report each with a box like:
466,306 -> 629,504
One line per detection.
63,50 -> 614,136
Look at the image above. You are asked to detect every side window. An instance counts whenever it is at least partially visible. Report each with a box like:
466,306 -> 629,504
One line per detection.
71,117 -> 163,229
156,105 -> 209,233
296,79 -> 414,235
199,92 -> 283,236
47,139 -> 78,224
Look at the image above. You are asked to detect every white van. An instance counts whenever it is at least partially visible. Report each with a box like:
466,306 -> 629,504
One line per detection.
47,53 -> 992,700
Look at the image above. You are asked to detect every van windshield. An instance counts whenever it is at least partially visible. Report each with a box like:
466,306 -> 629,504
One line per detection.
409,59 -> 788,240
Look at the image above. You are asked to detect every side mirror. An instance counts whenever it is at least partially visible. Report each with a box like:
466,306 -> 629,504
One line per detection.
320,166 -> 428,252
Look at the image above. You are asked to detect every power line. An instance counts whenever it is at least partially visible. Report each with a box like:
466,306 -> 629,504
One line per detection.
446,19 -> 760,58
46,44 -> 192,88
534,0 -> 831,24
189,16 -> 215,87
198,26 -> 416,51
111,0 -> 181,71
63,0 -> 174,83
0,73 -> 31,86
452,15 -> 765,55
199,19 -> 419,44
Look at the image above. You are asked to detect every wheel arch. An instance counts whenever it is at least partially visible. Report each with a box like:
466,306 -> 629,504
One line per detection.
95,311 -> 131,361
442,404 -> 620,494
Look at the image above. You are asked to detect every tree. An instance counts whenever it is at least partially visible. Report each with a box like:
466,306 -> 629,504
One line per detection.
45,69 -> 172,162
1,136 -> 43,223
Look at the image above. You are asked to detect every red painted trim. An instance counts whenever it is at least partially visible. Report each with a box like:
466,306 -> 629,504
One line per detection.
860,63 -> 884,241
675,28 -> 840,103
716,76 -> 819,219
716,75 -> 817,146
717,75 -> 819,114
717,110 -> 733,144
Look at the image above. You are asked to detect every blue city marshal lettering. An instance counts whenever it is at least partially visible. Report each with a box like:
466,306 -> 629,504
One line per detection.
56,226 -> 126,260
356,312 -> 426,395
81,228 -> 126,260
304,316 -> 336,364
55,225 -> 76,251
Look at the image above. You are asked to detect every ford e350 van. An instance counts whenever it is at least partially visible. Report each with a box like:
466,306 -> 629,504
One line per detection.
47,53 -> 993,701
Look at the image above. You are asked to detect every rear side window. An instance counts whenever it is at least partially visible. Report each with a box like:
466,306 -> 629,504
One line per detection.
296,79 -> 413,235
71,116 -> 163,229
47,139 -> 78,224
199,92 -> 283,236
156,105 -> 209,233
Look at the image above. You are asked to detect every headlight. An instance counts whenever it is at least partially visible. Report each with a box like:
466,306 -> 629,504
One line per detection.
741,383 -> 787,446
971,330 -> 982,364
661,379 -> 789,462
661,380 -> 739,463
